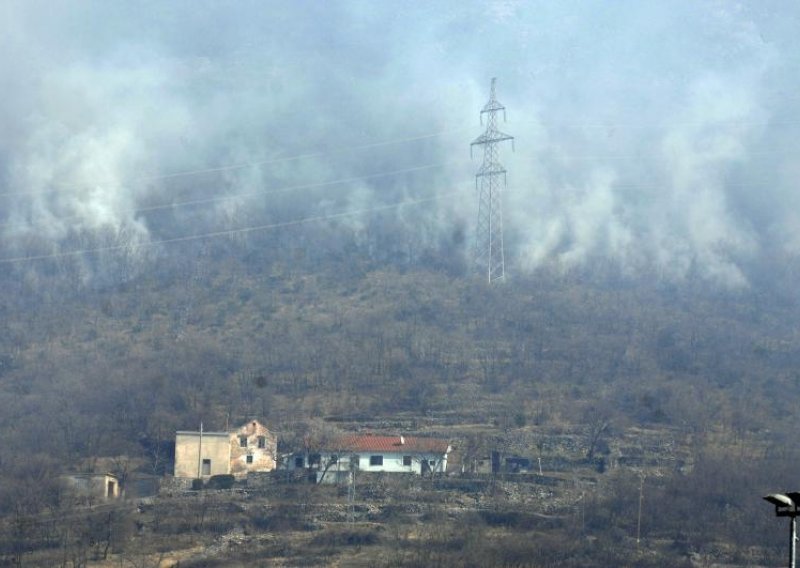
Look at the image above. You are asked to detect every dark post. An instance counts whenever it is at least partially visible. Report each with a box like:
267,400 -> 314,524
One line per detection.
764,492 -> 800,568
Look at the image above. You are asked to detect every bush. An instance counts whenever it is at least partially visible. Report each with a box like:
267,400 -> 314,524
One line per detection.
191,478 -> 204,491
207,474 -> 235,490
310,528 -> 380,548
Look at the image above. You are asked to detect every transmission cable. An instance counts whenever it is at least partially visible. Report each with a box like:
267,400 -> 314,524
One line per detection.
0,188 -> 469,265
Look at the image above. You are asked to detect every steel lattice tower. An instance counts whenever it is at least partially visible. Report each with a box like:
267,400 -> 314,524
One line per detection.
471,78 -> 514,283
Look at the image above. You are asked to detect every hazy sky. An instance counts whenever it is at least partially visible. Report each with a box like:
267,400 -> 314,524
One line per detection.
1,1 -> 799,286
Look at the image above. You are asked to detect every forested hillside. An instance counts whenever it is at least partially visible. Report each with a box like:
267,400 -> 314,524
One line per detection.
3,2 -> 800,564
3,223 -> 800,564
5,229 -> 800,464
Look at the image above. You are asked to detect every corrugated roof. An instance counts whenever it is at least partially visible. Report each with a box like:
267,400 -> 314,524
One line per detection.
327,434 -> 450,454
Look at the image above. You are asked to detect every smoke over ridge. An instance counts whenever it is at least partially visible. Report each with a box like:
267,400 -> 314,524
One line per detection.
1,1 -> 799,287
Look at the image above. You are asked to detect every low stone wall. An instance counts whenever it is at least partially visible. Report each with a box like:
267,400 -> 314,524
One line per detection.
440,473 -> 577,489
159,476 -> 193,494
247,470 -> 309,488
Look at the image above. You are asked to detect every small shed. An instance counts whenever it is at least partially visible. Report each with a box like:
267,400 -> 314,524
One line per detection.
62,473 -> 120,503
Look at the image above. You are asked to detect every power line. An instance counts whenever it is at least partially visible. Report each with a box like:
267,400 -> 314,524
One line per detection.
537,147 -> 799,162
515,117 -> 800,131
0,127 -> 472,200
0,189 -> 468,265
139,162 -> 458,212
2,163 -> 789,237
0,115 -> 794,201
4,157 -> 792,232
0,161 -> 466,231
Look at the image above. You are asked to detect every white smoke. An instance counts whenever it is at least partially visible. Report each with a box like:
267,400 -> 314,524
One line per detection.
0,0 -> 797,287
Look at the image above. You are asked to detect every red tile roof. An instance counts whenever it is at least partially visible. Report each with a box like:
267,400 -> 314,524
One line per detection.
329,435 -> 450,454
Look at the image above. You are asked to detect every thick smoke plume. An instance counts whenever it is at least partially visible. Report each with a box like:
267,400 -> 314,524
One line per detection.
1,1 -> 798,286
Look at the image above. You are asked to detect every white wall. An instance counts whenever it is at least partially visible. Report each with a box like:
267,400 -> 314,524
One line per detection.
291,450 -> 448,476
174,432 -> 230,478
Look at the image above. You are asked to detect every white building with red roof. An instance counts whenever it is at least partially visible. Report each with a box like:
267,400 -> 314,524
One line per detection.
287,434 -> 451,481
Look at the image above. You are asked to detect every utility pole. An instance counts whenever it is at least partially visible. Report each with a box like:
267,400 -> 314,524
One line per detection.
471,77 -> 514,283
197,421 -> 203,479
348,458 -> 357,525
637,472 -> 645,548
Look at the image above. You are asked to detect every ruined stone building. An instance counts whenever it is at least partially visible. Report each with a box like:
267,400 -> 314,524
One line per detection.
229,420 -> 278,476
174,419 -> 277,479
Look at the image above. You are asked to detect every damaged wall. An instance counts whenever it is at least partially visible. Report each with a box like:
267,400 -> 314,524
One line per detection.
229,420 -> 277,477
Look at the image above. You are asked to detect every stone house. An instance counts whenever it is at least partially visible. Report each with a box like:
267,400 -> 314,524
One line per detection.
230,420 -> 277,477
174,419 -> 277,479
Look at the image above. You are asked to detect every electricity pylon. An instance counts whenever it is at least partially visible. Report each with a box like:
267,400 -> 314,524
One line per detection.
471,78 -> 514,283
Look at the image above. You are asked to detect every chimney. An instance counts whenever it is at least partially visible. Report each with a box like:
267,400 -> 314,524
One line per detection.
400,435 -> 405,446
